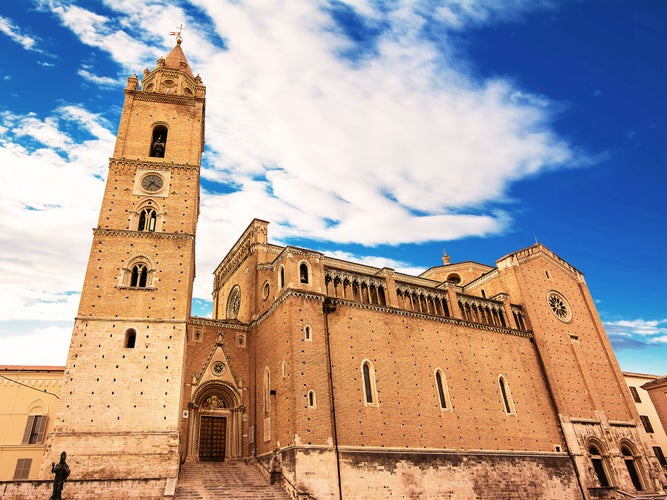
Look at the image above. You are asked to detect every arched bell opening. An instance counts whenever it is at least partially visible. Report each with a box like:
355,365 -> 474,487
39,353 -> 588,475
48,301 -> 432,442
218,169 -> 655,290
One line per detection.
188,381 -> 243,462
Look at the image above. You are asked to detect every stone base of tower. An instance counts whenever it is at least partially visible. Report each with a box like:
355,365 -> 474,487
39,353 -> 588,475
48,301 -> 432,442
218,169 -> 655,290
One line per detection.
39,430 -> 180,498
1,478 -> 173,500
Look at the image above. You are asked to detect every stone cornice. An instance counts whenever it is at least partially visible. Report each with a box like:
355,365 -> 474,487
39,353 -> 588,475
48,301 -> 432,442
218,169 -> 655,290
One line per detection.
74,317 -> 189,324
125,89 -> 204,106
188,316 -> 249,331
93,228 -> 194,241
109,157 -> 200,172
608,420 -> 636,428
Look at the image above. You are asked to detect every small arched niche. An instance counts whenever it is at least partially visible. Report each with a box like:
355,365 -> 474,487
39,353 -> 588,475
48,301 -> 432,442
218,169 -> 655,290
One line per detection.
124,328 -> 137,348
150,125 -> 168,158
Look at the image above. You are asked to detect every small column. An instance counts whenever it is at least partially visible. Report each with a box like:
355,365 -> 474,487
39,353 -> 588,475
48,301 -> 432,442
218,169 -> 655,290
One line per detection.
445,286 -> 463,320
495,293 -> 517,329
379,268 -> 398,308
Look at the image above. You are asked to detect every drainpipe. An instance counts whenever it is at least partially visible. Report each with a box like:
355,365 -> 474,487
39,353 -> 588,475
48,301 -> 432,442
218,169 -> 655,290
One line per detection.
323,297 -> 343,500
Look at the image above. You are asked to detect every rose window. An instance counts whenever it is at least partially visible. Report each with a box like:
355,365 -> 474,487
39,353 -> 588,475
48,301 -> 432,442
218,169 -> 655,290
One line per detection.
547,291 -> 572,322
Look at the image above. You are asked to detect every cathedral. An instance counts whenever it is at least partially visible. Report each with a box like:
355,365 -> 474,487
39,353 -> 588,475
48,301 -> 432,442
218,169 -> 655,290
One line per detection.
36,40 -> 666,499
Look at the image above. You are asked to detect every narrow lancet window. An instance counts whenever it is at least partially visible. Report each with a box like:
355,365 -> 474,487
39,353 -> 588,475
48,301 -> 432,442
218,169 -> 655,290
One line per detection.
263,367 -> 271,414
499,375 -> 514,414
361,360 -> 378,405
435,369 -> 448,409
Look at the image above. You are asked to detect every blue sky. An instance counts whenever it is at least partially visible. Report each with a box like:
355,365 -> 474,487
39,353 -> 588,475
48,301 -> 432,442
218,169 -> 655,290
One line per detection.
0,0 -> 664,374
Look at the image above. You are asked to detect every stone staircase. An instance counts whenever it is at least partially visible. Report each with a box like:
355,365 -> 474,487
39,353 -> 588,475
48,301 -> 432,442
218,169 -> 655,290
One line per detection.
173,460 -> 291,499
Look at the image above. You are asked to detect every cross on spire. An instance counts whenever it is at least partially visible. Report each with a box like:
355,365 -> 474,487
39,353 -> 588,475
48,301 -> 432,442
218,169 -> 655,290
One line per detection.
169,24 -> 184,44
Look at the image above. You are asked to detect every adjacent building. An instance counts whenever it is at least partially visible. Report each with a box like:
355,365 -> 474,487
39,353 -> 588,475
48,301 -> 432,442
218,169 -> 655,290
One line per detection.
0,366 -> 63,481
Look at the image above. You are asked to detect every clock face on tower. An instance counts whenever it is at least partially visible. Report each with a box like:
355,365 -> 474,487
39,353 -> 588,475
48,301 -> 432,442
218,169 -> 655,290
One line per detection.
141,173 -> 164,192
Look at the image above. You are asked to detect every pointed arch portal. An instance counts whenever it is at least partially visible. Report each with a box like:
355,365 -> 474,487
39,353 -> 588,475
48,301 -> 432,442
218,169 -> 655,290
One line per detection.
189,381 -> 243,462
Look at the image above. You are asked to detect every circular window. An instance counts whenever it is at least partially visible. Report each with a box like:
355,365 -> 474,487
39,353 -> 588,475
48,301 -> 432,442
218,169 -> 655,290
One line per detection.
547,291 -> 572,322
211,361 -> 225,377
262,280 -> 270,301
226,285 -> 241,319
446,274 -> 461,284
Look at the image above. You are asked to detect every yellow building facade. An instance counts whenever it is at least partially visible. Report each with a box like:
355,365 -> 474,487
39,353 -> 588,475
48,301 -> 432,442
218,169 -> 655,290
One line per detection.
0,366 -> 63,481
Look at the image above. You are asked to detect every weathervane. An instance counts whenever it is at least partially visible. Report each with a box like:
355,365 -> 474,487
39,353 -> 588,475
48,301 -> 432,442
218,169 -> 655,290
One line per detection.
169,24 -> 184,43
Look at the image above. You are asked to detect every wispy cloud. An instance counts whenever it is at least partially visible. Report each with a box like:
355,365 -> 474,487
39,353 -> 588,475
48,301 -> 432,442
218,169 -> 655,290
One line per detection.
604,318 -> 667,350
0,15 -> 42,52
78,66 -> 121,86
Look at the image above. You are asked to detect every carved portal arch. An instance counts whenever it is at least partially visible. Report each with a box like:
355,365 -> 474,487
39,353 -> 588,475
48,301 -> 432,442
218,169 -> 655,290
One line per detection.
193,380 -> 241,409
188,381 -> 244,462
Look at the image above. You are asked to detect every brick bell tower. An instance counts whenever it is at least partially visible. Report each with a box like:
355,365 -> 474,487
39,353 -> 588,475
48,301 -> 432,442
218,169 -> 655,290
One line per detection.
42,38 -> 205,495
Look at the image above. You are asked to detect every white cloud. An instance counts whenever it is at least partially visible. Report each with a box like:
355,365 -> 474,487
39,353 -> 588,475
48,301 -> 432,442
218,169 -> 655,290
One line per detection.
183,0 -> 575,267
78,66 -> 121,86
604,319 -> 667,340
0,326 -> 70,365
0,106 -> 113,321
0,15 -> 41,52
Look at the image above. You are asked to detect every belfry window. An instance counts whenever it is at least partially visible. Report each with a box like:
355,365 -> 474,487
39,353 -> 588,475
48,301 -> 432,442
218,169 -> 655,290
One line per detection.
138,207 -> 157,232
130,263 -> 148,288
299,263 -> 309,284
150,125 -> 168,158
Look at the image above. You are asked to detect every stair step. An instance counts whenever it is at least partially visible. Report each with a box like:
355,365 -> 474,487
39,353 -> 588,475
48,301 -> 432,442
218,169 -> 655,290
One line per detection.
174,460 -> 291,500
